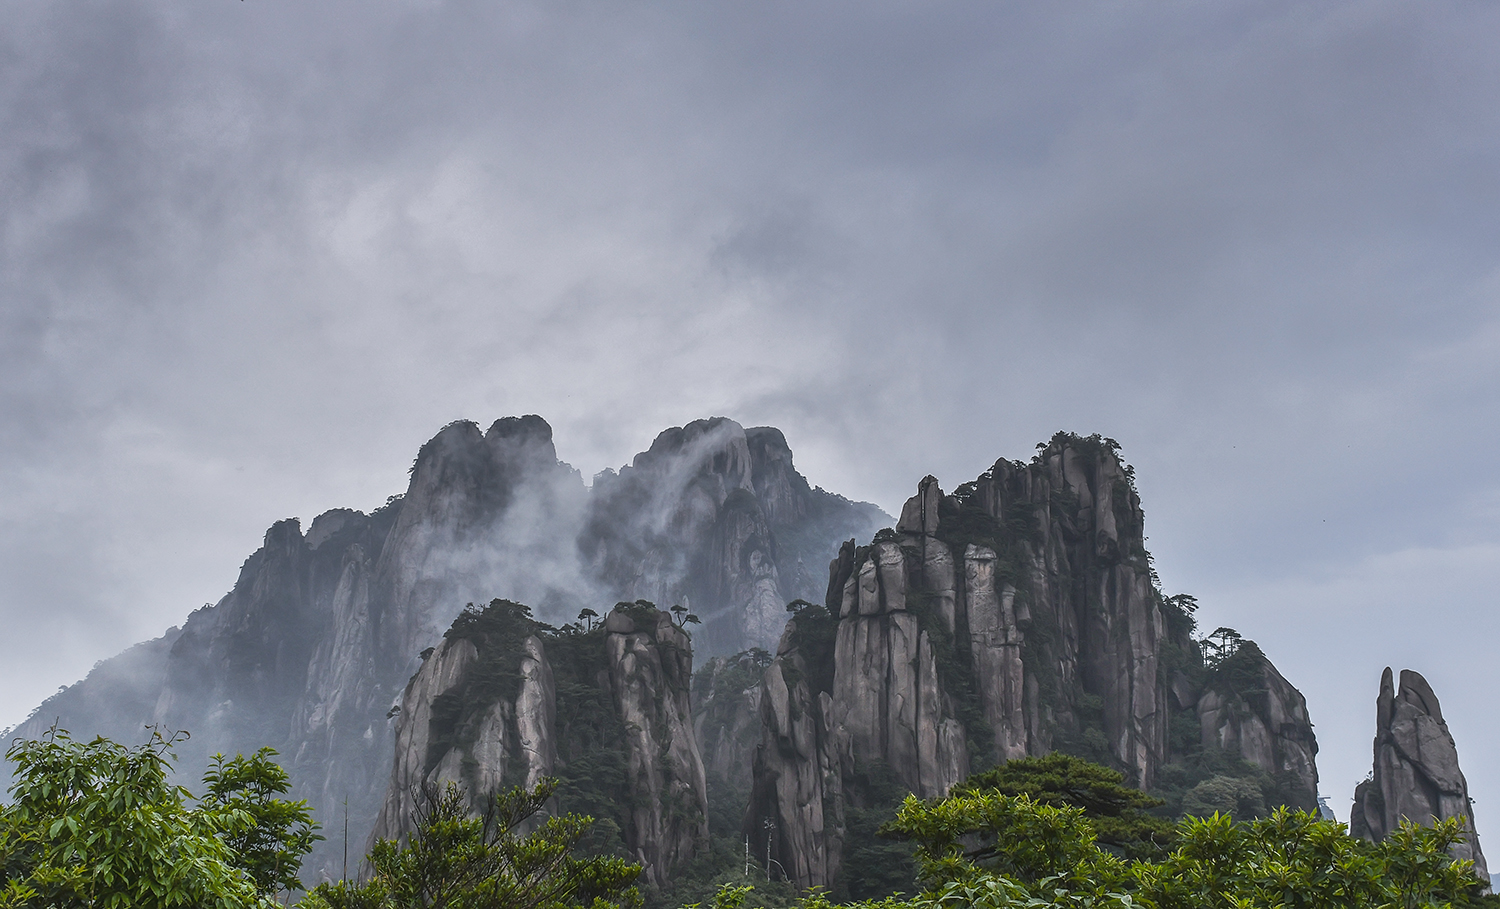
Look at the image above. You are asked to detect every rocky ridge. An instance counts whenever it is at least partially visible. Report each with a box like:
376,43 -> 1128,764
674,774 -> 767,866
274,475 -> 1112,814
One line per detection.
746,434 -> 1322,890
1351,668 -> 1487,883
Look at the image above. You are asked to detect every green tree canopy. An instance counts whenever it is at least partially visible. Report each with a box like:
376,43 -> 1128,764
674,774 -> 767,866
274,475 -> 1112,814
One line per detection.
879,769 -> 1492,909
954,754 -> 1175,860
201,747 -> 323,896
302,777 -> 641,909
1,728 -> 317,909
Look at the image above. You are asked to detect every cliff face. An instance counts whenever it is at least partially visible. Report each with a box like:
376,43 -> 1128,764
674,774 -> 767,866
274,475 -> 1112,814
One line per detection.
693,651 -> 770,791
582,419 -> 888,655
1193,646 -> 1318,814
9,415 -> 884,882
1351,668 -> 1487,883
747,434 -> 1321,890
746,614 -> 845,888
371,602 -> 708,888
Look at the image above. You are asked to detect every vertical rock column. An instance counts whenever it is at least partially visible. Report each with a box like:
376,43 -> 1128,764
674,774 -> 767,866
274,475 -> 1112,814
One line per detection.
604,607 -> 711,888
370,632 -> 557,845
1351,668 -> 1487,884
748,623 -> 843,890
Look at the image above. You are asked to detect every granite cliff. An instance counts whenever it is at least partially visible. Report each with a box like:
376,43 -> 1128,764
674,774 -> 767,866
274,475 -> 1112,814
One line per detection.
581,419 -> 887,654
745,433 -> 1321,891
7,415 -> 885,881
1351,668 -> 1487,883
372,601 -> 708,888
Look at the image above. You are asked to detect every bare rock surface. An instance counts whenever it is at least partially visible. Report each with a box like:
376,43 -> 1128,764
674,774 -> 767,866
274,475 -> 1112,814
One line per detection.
605,609 -> 710,885
1351,668 -> 1487,883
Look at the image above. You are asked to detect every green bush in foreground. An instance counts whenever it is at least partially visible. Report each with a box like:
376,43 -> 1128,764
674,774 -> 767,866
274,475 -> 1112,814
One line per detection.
6,731 -> 1491,909
0,728 -> 318,909
688,781 -> 1492,909
300,778 -> 641,909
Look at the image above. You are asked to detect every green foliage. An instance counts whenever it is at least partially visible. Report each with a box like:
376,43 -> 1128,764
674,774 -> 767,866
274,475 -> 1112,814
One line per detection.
781,601 -> 838,697
956,755 -> 1174,861
867,778 -> 1490,909
617,600 -> 666,630
0,727 -> 316,909
837,760 -> 918,901
546,625 -> 633,860
200,747 -> 322,895
1178,775 -> 1266,821
301,778 -> 641,909
692,651 -> 772,844
427,599 -> 638,859
901,586 -> 995,771
1136,810 -> 1487,908
1157,595 -> 1197,641
648,838 -> 800,909
1150,747 -> 1285,822
883,789 -> 1128,897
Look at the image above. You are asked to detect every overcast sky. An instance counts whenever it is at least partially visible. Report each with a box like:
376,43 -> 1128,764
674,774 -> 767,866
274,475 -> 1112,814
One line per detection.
4,0 -> 1499,829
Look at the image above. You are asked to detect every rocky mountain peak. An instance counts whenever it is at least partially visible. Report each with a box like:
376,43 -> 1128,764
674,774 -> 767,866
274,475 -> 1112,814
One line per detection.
1352,668 -> 1487,884
744,426 -> 812,527
895,475 -> 942,534
747,433 -> 1320,892
372,600 -> 709,888
11,414 -> 884,880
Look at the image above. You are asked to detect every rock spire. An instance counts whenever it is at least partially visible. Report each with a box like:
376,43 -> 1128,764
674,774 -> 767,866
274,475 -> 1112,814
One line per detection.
1351,668 -> 1487,884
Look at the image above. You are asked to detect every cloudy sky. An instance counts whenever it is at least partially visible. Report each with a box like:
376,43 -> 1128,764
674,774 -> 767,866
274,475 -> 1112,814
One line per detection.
3,1 -> 1498,827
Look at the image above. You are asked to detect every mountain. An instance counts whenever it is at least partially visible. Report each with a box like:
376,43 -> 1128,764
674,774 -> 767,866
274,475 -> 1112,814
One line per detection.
740,433 -> 1320,893
581,419 -> 888,654
4,415 -> 887,881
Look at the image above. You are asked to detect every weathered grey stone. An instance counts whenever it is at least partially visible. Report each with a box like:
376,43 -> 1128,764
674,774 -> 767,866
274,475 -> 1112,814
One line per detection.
965,545 -> 1027,761
1351,668 -> 1487,885
371,636 -> 479,843
920,537 -> 957,634
584,418 -> 889,655
605,612 -> 710,887
8,414 -> 890,883
748,627 -> 842,888
1195,653 -> 1317,813
875,542 -> 908,613
747,434 -> 1322,891
693,652 -> 766,787
896,475 -> 942,535
514,636 -> 557,789
857,557 -> 882,616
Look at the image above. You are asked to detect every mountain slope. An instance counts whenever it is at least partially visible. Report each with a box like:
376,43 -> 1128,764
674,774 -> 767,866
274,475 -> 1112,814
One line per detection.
5,415 -> 886,880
